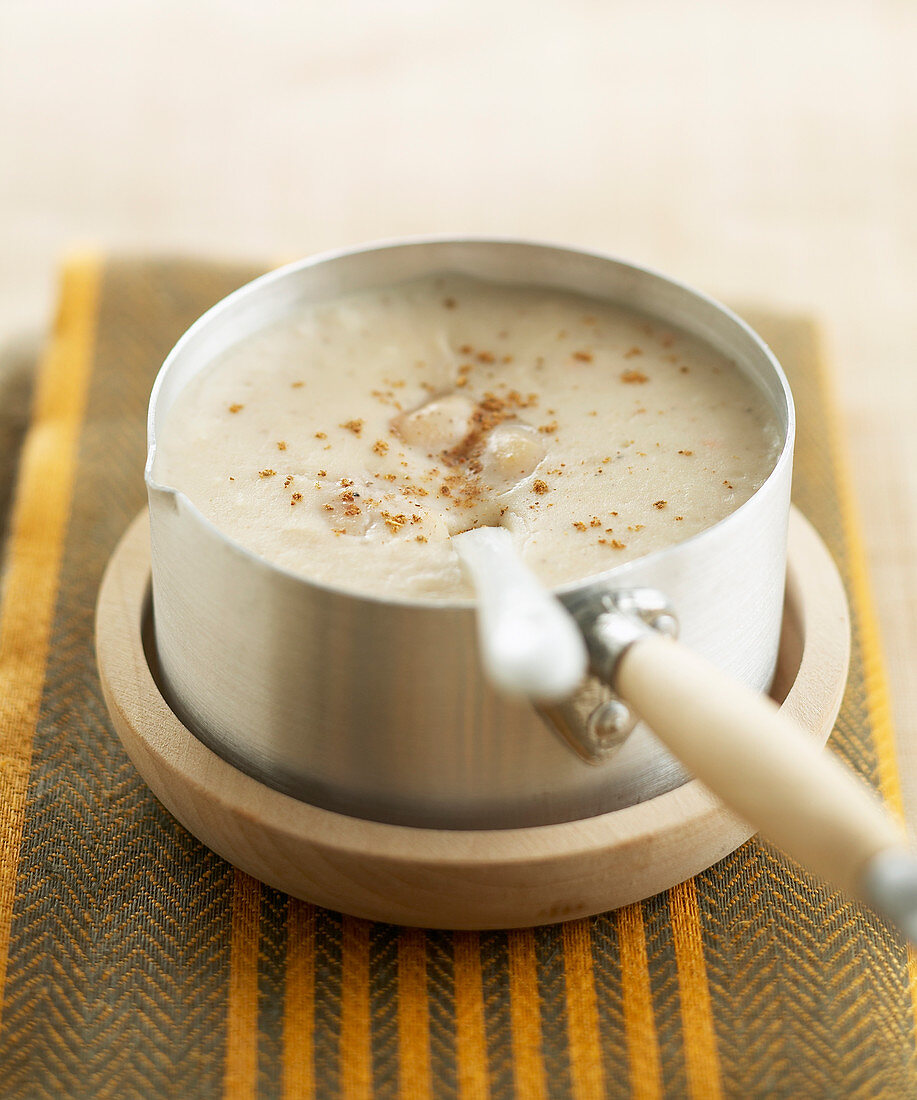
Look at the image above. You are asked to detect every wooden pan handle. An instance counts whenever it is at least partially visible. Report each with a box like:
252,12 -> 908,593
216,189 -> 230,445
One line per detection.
615,632 -> 904,897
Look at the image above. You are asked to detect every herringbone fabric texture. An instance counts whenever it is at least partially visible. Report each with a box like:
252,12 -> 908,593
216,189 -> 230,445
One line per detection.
0,258 -> 913,1099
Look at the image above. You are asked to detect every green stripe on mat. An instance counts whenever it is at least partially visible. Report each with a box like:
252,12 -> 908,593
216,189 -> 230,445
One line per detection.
0,257 -> 100,1023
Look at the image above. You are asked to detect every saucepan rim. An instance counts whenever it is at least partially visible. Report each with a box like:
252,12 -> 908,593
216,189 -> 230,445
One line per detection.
145,234 -> 795,612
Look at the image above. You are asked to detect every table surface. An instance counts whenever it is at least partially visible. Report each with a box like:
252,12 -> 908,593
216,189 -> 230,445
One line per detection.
2,0 -> 916,829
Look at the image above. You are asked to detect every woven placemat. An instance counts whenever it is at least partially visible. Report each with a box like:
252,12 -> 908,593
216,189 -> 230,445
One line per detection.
0,257 -> 913,1099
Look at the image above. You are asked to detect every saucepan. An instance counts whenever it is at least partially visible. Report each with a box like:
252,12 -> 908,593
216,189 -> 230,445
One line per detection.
145,238 -> 917,933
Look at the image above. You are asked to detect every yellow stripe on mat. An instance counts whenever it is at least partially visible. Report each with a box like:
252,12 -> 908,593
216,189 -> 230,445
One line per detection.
398,927 -> 431,1099
507,928 -> 546,1099
669,881 -> 722,1100
617,905 -> 662,1099
453,932 -> 489,1100
340,915 -> 372,1100
224,870 -> 261,1100
562,918 -> 604,1100
284,900 -> 316,1100
0,255 -> 101,1022
811,327 -> 917,1043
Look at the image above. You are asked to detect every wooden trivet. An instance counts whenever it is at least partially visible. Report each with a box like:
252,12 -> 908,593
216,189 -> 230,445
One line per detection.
95,508 -> 849,929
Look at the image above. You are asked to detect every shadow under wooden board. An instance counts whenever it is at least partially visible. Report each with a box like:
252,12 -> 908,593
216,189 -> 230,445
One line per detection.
95,506 -> 849,929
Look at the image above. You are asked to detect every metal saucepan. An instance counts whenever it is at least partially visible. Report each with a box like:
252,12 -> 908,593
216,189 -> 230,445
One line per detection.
146,238 -> 791,830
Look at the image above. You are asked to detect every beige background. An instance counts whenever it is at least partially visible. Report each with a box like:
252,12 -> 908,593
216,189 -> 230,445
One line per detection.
2,0 -> 916,823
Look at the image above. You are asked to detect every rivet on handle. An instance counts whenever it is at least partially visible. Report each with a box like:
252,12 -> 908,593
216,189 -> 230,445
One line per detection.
539,588 -> 679,764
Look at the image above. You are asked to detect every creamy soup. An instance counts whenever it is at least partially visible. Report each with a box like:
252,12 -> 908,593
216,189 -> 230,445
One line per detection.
154,275 -> 782,600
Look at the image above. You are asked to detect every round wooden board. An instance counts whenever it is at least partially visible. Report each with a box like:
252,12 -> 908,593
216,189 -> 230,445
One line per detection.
95,508 -> 850,929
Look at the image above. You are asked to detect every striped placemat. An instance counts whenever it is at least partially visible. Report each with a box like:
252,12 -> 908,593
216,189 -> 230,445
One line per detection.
0,256 -> 914,1098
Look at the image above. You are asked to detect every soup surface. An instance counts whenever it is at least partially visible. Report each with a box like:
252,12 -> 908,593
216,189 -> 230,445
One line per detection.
154,274 -> 782,600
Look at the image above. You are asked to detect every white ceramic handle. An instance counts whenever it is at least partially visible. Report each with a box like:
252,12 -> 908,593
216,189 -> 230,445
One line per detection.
616,633 -> 907,900
452,527 -> 587,702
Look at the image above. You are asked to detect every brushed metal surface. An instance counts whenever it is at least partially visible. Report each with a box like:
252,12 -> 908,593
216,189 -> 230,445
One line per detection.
146,238 -> 794,829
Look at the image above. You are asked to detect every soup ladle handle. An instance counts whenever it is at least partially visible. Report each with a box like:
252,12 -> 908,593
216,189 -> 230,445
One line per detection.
454,525 -> 917,941
605,625 -> 917,942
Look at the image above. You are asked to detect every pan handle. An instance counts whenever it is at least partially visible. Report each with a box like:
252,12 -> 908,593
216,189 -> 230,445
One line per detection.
580,597 -> 917,941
